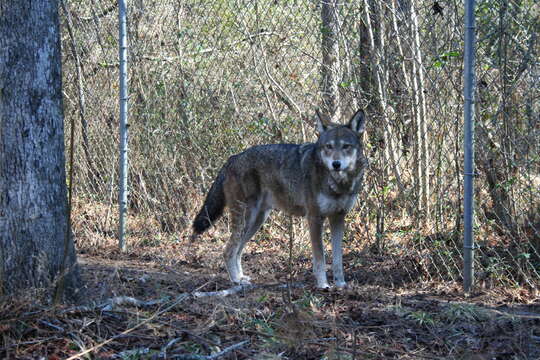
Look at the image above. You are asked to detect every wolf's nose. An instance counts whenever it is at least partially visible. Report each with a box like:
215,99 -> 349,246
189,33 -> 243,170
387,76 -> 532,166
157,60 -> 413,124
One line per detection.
332,161 -> 341,170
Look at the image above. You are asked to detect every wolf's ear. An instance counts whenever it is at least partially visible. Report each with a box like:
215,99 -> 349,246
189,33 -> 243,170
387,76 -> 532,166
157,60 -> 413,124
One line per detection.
315,109 -> 328,133
348,110 -> 366,134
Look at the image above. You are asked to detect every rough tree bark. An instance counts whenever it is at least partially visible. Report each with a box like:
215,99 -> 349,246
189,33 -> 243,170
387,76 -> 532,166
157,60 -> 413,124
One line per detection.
410,0 -> 430,221
320,0 -> 341,123
0,1 -> 80,298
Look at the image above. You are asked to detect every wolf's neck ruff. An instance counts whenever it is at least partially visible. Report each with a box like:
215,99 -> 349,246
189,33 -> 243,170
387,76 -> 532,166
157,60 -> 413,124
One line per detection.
328,174 -> 354,195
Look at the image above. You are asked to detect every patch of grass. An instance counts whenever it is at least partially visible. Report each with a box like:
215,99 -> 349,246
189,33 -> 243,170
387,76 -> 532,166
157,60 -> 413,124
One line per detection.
441,303 -> 491,323
295,291 -> 325,312
407,311 -> 438,327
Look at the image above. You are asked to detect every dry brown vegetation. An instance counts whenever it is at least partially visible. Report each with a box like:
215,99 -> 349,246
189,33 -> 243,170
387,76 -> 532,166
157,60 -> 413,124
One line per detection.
61,0 -> 540,289
3,0 -> 539,358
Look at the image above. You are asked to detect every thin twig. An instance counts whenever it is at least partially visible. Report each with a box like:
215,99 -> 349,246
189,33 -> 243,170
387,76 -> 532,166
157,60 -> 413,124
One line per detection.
204,340 -> 249,360
286,216 -> 294,307
156,323 -> 252,358
153,340 -> 250,360
39,320 -> 65,333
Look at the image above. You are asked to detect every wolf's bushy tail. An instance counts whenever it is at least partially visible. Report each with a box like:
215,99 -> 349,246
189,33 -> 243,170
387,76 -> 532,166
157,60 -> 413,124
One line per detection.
192,168 -> 226,235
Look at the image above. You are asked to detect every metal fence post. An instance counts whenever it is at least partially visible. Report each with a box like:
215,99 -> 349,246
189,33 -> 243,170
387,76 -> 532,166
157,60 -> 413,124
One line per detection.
118,0 -> 129,252
463,0 -> 477,293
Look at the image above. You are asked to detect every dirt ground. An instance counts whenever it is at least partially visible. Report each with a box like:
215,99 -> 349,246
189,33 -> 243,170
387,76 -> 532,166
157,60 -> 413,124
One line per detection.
1,232 -> 540,359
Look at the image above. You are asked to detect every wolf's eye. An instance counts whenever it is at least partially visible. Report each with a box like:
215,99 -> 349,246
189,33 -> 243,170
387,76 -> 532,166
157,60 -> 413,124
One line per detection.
325,144 -> 333,150
343,144 -> 352,150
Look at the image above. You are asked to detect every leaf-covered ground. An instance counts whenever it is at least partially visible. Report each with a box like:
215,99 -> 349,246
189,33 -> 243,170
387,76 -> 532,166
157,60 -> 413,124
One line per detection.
2,232 -> 539,359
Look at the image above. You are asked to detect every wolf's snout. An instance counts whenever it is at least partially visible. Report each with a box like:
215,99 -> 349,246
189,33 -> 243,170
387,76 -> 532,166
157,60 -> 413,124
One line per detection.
332,160 -> 341,170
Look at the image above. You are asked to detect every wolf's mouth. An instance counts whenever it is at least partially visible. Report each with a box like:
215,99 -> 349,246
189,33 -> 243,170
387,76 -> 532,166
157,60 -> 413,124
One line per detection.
330,169 -> 348,182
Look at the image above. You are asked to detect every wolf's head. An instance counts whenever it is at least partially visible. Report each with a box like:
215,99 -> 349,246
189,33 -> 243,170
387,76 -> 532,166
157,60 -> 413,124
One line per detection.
315,110 -> 367,182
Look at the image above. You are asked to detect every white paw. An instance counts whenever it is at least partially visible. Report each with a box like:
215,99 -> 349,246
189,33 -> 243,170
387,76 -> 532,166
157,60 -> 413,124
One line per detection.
316,281 -> 331,289
232,275 -> 252,285
335,280 -> 347,289
239,275 -> 251,284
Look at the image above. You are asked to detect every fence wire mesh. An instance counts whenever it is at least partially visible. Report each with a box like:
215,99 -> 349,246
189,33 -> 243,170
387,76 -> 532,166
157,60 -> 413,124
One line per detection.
61,0 -> 540,291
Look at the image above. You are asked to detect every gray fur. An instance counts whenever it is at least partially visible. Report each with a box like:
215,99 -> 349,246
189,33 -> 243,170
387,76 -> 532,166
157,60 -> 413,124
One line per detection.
192,110 -> 368,288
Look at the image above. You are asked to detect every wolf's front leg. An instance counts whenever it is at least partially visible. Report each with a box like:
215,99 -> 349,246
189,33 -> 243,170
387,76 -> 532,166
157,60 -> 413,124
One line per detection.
308,215 -> 329,288
329,214 -> 346,288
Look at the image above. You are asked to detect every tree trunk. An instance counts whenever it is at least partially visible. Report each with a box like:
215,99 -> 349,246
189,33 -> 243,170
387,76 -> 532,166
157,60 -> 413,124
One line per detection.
0,1 -> 80,298
61,1 -> 99,188
410,0 -> 430,222
363,0 -> 404,194
320,0 -> 341,123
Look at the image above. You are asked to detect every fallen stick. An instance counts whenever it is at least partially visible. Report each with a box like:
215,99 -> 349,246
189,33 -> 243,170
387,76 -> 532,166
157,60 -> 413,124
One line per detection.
168,340 -> 250,359
101,296 -> 165,310
193,281 -> 305,298
192,284 -> 256,298
94,282 -> 305,306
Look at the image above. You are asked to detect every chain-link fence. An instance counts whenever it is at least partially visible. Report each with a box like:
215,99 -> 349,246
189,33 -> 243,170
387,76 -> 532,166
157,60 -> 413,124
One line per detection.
61,0 -> 539,291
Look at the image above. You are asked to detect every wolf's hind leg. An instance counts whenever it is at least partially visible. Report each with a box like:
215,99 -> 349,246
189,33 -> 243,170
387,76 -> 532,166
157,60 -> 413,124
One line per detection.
224,198 -> 269,284
224,231 -> 245,284
224,205 -> 246,284
236,204 -> 270,282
